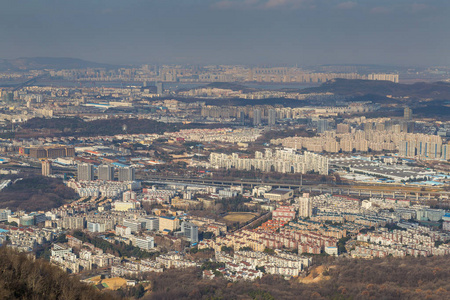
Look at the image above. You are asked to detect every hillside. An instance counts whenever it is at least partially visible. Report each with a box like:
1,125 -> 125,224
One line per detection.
143,255 -> 450,300
0,175 -> 77,211
0,57 -> 118,71
5,117 -> 225,139
300,78 -> 450,100
0,240 -> 448,299
0,246 -> 114,300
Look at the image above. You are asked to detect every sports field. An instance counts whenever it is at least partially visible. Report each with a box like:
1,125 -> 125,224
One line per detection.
223,212 -> 257,223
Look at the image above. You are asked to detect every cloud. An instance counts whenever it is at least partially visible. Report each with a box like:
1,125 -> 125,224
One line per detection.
370,6 -> 390,14
211,0 -> 439,14
337,1 -> 356,10
213,1 -> 235,9
411,3 -> 429,13
212,0 -> 261,10
264,0 -> 293,9
212,0 -> 312,10
100,8 -> 113,15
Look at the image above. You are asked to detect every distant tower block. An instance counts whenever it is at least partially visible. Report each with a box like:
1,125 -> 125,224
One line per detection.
253,109 -> 261,126
239,111 -> 245,125
268,109 -> 276,126
42,160 -> 52,176
156,82 -> 164,95
317,119 -> 329,133
404,107 -> 412,120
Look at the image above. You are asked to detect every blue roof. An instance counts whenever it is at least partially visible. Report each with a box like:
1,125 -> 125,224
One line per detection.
112,162 -> 128,168
86,103 -> 110,107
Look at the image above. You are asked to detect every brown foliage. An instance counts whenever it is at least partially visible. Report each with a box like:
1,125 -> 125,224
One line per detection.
143,255 -> 450,300
0,175 -> 77,211
0,246 -> 114,300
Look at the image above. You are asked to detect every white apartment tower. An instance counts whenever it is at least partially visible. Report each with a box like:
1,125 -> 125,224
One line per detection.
298,195 -> 312,218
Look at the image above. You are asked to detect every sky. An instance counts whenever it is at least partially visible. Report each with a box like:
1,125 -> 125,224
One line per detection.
1,0 -> 449,66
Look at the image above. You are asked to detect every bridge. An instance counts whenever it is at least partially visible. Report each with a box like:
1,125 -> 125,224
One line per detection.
11,74 -> 48,92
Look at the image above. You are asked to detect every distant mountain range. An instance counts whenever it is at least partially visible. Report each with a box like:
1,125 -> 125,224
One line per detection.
0,57 -> 119,71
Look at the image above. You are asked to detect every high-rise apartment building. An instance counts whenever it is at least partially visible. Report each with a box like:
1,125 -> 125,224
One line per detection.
317,119 -> 329,134
239,111 -> 245,125
253,109 -> 261,126
404,107 -> 412,120
181,221 -> 199,243
118,166 -> 135,182
98,164 -> 114,181
268,109 -> 276,126
298,195 -> 312,218
77,163 -> 94,181
42,160 -> 52,176
210,149 -> 328,175
156,82 -> 164,95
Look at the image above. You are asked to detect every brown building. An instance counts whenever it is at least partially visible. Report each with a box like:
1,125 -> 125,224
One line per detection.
42,160 -> 52,176
26,146 -> 75,158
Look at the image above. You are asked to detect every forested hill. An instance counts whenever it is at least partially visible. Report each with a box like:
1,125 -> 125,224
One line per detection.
145,255 -> 450,300
0,247 -> 113,299
0,175 -> 77,211
300,79 -> 450,100
0,244 -> 448,299
8,117 -> 224,139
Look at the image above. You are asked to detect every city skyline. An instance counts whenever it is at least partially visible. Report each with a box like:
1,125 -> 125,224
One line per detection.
1,0 -> 449,66
0,1 -> 449,298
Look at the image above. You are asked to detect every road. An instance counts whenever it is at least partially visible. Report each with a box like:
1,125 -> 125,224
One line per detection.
143,176 -> 450,202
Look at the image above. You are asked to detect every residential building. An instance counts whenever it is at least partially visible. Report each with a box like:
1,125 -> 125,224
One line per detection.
42,160 -> 52,176
159,216 -> 180,232
253,109 -> 261,126
77,163 -> 94,181
118,167 -> 135,182
298,195 -> 312,218
181,221 -> 199,243
135,236 -> 154,250
123,219 -> 143,233
98,164 -> 114,181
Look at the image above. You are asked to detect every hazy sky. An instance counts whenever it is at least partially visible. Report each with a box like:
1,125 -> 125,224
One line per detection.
1,0 -> 449,66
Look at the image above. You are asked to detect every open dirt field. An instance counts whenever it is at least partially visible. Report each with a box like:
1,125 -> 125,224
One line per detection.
223,212 -> 257,223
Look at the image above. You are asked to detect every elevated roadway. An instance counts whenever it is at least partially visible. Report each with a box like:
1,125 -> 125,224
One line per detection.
143,176 -> 450,202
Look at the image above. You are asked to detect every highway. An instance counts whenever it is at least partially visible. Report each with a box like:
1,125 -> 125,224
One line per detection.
143,176 -> 450,202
